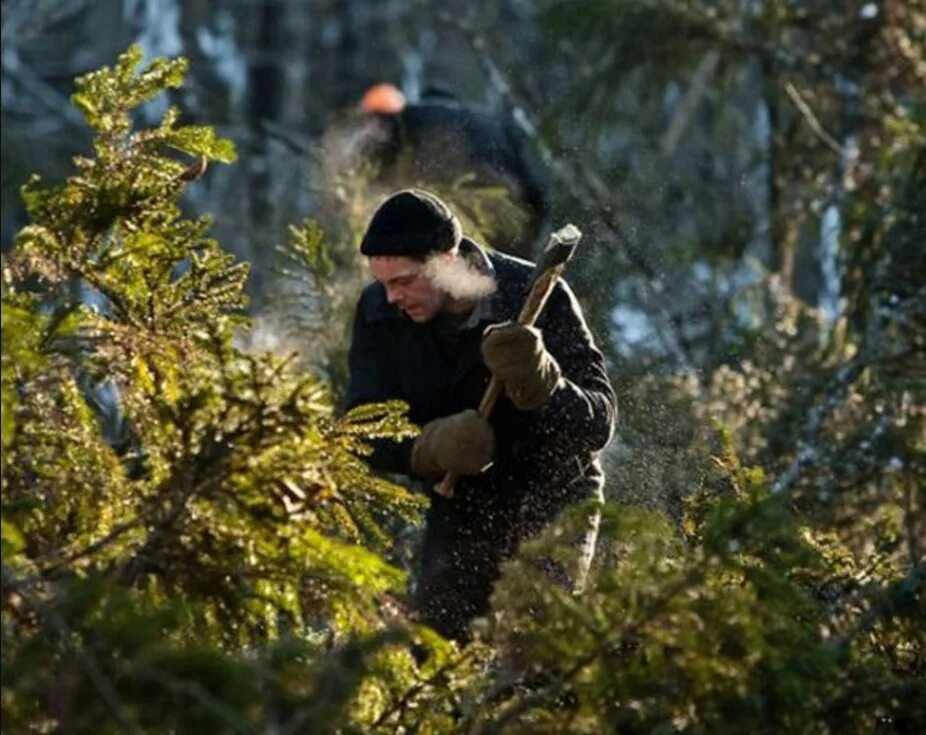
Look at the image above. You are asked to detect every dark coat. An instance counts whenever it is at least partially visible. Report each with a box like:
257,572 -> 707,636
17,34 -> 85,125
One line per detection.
347,239 -> 616,639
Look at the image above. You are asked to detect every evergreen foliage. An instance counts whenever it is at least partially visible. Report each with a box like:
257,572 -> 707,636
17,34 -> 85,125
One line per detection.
1,46 -> 437,733
2,42 -> 923,734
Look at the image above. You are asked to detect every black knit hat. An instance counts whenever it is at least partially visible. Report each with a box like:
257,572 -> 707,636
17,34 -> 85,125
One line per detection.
360,189 -> 462,257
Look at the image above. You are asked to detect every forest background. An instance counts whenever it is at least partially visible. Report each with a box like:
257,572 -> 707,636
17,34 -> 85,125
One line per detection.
2,1 -> 924,733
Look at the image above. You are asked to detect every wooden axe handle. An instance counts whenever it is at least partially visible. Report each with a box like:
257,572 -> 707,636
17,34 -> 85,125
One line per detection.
434,262 -> 566,498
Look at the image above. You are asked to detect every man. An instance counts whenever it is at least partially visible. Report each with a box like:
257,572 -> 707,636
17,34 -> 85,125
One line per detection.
347,189 -> 616,642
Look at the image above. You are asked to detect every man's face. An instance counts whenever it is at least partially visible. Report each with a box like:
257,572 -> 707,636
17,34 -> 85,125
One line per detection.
369,254 -> 449,323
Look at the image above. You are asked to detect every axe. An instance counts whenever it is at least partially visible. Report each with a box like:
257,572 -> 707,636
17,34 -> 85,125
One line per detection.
435,223 -> 583,498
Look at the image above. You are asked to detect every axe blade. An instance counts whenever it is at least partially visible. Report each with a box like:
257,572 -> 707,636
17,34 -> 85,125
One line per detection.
528,224 -> 582,289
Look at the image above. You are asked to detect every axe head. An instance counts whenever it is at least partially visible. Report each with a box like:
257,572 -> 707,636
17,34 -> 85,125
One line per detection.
528,224 -> 582,288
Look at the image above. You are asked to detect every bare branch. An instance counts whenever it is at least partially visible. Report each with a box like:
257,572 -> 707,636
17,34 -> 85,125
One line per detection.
783,82 -> 843,156
661,50 -> 722,157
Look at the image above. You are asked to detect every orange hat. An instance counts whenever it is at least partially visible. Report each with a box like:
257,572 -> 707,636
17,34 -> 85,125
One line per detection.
361,83 -> 407,115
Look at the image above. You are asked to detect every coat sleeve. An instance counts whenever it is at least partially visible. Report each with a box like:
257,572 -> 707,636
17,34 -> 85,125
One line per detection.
346,297 -> 415,475
528,280 -> 617,458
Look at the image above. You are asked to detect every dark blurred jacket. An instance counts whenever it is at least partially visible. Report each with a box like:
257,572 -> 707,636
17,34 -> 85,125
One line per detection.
360,92 -> 550,257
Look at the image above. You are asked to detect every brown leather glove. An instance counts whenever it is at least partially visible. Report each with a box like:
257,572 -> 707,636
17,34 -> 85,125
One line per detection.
481,322 -> 561,411
411,409 -> 496,479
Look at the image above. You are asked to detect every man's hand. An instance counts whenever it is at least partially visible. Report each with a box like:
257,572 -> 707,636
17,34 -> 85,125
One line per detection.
411,409 -> 495,479
481,322 -> 562,411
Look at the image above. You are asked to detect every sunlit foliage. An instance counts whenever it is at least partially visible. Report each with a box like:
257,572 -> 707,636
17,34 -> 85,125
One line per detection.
2,39 -> 923,734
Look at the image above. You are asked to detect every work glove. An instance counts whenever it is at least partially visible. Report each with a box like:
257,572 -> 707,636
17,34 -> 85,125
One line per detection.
411,409 -> 495,479
481,322 -> 562,411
